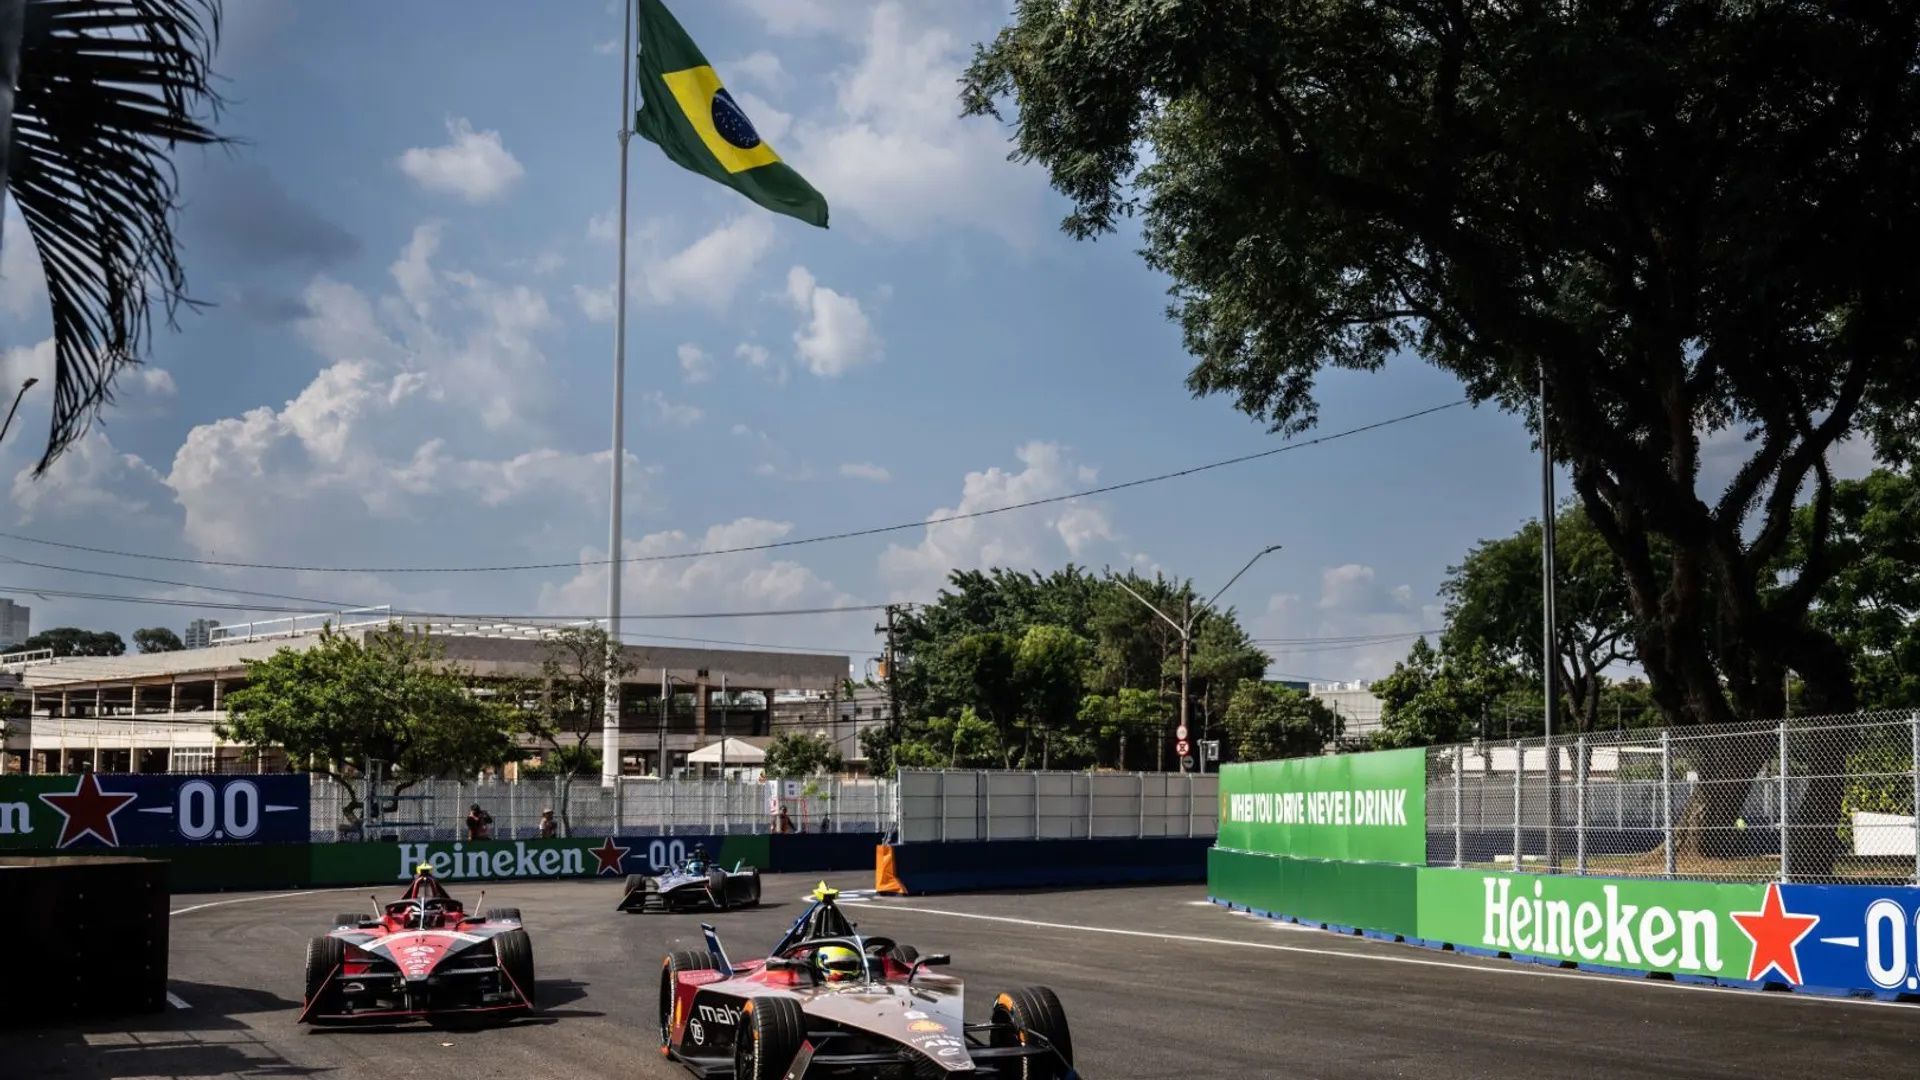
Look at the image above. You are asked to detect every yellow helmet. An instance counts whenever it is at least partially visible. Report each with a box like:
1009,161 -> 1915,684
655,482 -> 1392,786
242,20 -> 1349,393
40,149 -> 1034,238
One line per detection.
416,862 -> 435,876
814,945 -> 861,982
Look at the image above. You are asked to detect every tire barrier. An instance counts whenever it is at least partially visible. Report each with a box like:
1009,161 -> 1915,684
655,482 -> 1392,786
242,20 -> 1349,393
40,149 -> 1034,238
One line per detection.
0,855 -> 169,1021
875,837 -> 1214,895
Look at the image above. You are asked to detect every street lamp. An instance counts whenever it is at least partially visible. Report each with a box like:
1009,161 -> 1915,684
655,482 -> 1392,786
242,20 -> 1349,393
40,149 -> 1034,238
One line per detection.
1112,544 -> 1283,773
659,669 -> 695,779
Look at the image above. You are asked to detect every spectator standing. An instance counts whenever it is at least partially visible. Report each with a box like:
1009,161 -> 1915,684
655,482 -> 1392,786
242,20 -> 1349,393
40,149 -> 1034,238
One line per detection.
466,802 -> 493,841
538,808 -> 557,839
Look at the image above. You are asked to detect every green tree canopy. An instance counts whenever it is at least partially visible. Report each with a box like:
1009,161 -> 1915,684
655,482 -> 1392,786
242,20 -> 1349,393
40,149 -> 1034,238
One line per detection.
964,1 -> 1920,740
1441,505 -> 1637,732
1372,638 -> 1518,749
1222,682 -> 1340,762
132,626 -> 184,654
21,626 -> 124,657
219,625 -> 521,821
763,732 -> 843,779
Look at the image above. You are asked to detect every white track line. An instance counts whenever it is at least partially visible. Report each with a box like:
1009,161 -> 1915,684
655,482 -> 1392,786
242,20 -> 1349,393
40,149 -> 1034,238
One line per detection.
170,887 -> 365,916
881,903 -> 1920,1012
165,991 -> 191,1010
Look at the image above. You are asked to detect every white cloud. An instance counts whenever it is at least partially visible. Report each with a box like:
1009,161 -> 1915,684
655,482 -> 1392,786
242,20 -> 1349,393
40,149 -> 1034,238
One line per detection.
12,429 -> 168,523
131,366 -> 177,399
525,251 -> 566,276
586,209 -> 618,243
640,216 -> 777,309
643,390 -> 703,428
724,50 -> 789,91
540,516 -> 865,652
728,0 -> 842,37
678,343 -> 715,384
787,3 -> 1049,245
880,441 -> 1116,600
839,462 -> 891,482
398,117 -> 525,204
735,342 -> 785,382
390,221 -> 442,316
1,337 -> 54,386
593,37 -> 618,55
1250,563 -> 1443,683
575,283 -> 616,323
1,200 -> 47,318
784,266 -> 881,377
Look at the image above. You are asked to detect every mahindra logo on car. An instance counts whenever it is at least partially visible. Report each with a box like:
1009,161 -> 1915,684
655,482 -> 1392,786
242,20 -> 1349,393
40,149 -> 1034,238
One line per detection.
696,1003 -> 742,1027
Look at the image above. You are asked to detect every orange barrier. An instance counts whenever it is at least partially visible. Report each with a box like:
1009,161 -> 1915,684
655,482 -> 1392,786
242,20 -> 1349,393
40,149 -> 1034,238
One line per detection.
874,843 -> 905,894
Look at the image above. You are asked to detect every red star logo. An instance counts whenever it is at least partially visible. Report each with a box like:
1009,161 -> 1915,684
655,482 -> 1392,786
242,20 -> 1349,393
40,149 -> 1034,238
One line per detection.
1731,882 -> 1820,984
37,773 -> 139,848
590,837 -> 630,876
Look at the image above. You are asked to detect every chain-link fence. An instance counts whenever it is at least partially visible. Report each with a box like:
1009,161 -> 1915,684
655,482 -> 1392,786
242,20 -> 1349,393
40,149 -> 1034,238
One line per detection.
1426,709 -> 1920,885
312,776 -> 895,843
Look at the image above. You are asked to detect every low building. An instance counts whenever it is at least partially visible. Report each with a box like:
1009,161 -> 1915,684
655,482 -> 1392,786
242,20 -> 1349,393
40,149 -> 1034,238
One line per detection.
769,683 -> 893,771
0,608 -> 848,777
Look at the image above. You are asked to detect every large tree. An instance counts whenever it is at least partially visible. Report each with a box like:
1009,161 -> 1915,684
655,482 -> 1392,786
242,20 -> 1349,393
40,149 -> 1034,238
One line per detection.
0,0 -> 225,471
132,626 -> 184,654
21,626 -> 123,657
966,2 -> 1920,865
1222,681 -> 1340,762
220,625 -> 520,825
521,626 -> 632,834
1442,505 -> 1637,733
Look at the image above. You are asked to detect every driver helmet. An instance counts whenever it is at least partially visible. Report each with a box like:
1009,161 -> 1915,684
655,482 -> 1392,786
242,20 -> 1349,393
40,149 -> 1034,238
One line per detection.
814,945 -> 861,983
416,862 -> 435,877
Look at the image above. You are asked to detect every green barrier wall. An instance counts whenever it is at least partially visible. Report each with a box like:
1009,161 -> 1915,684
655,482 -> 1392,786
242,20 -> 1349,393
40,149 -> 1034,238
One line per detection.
308,834 -> 774,886
1208,847 -> 1418,935
131,843 -> 311,892
1216,747 -> 1427,864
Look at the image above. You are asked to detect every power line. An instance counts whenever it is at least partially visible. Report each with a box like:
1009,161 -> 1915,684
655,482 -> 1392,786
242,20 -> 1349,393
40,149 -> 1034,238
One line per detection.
0,399 -> 1468,575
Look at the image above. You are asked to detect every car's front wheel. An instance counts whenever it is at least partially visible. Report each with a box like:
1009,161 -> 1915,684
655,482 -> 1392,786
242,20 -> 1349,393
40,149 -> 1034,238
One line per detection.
735,997 -> 806,1080
991,986 -> 1073,1080
660,949 -> 718,1048
301,936 -> 345,1021
494,929 -> 537,1016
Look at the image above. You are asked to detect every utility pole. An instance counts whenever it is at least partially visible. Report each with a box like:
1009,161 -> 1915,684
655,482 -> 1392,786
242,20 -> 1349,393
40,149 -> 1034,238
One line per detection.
1113,545 -> 1281,775
878,604 -> 902,768
658,667 -> 668,779
1540,363 -> 1561,870
601,0 -> 634,788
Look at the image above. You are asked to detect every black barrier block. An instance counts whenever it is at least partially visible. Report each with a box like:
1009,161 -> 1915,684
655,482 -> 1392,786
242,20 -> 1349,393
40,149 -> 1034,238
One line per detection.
769,832 -> 882,873
888,837 -> 1214,894
0,855 -> 169,1022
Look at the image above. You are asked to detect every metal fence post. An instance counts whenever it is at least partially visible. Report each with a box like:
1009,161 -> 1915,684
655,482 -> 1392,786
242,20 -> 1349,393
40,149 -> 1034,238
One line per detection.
1187,772 -> 1195,838
1511,740 -> 1523,872
1574,736 -> 1587,875
1778,720 -> 1790,883
981,771 -> 991,841
1452,748 -> 1464,868
938,771 -> 948,842
1085,773 -> 1094,839
1138,773 -> 1147,839
1661,731 -> 1675,878
1912,710 -> 1919,886
1032,772 -> 1041,841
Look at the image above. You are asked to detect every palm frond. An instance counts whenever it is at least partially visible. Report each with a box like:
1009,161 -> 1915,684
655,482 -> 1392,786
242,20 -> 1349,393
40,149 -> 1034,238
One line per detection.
4,0 -> 224,473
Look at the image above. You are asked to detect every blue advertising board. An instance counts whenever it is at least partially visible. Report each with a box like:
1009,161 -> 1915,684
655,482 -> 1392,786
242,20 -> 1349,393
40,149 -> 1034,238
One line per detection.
0,773 -> 311,850
1780,883 -> 1920,997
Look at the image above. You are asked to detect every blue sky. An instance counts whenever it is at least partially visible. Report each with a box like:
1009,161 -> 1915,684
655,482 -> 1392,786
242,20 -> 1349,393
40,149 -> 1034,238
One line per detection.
0,0 -> 1568,680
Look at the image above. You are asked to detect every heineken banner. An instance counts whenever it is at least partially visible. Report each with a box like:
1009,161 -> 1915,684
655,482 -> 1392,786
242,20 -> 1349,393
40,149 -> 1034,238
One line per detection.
1417,869 -> 1920,995
0,773 -> 311,850
1216,748 -> 1426,864
307,833 -> 771,886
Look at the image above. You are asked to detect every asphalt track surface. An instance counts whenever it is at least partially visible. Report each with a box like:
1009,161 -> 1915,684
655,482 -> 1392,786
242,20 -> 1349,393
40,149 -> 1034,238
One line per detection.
11,874 -> 1920,1079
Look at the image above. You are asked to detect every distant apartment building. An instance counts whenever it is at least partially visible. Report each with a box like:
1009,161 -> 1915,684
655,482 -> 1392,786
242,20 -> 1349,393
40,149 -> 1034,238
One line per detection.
0,598 -> 29,650
182,618 -> 219,649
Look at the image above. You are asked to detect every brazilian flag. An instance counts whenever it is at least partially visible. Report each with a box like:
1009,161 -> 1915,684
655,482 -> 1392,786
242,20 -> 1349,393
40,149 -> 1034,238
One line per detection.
633,0 -> 828,228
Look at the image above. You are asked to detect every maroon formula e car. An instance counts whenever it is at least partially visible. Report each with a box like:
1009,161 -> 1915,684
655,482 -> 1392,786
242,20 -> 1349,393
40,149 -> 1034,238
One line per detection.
659,884 -> 1076,1078
299,869 -> 536,1024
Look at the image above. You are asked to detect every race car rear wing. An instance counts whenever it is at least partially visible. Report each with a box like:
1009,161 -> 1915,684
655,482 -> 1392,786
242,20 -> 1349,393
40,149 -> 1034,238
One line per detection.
701,922 -> 734,976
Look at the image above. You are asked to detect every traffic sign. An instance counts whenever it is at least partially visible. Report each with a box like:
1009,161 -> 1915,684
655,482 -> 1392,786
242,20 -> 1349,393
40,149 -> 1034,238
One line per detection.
1175,738 -> 1191,756
1202,740 -> 1221,762
1181,756 -> 1195,770
1175,724 -> 1188,740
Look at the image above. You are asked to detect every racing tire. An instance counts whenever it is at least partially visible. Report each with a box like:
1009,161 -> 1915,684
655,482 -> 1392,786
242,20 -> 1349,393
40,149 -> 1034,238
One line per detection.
329,912 -> 366,929
991,986 -> 1073,1080
734,996 -> 806,1080
707,869 -> 731,912
483,907 -> 523,924
742,870 -> 762,906
494,929 -> 537,1015
302,935 -> 346,1020
659,948 -> 720,1048
624,873 -> 645,898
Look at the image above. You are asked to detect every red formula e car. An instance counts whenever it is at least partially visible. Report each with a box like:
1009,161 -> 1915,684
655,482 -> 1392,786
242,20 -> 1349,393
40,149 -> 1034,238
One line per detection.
659,884 -> 1077,1078
299,868 -> 537,1024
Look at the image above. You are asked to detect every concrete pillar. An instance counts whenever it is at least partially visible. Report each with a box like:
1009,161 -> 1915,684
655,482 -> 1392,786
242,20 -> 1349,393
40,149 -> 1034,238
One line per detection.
129,685 -> 140,716
59,690 -> 69,717
212,678 -> 223,713
169,680 -> 179,715
94,687 -> 103,718
695,674 -> 710,739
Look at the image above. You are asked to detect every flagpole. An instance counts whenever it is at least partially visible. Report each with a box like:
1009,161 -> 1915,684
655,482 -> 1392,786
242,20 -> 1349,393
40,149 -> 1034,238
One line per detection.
602,0 -> 634,787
